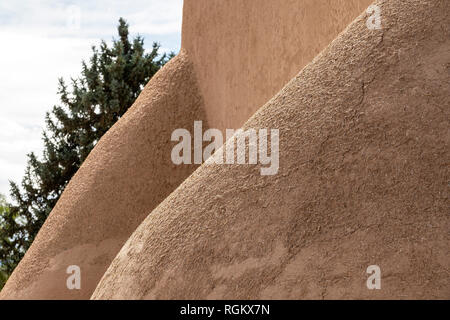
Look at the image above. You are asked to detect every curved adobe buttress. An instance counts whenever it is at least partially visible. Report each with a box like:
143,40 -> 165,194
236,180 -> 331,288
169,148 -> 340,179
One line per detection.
93,0 -> 450,299
0,51 -> 207,299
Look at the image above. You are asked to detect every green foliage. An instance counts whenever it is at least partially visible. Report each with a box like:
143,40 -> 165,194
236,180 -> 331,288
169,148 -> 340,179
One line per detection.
0,18 -> 173,280
0,194 -> 11,290
0,269 -> 7,291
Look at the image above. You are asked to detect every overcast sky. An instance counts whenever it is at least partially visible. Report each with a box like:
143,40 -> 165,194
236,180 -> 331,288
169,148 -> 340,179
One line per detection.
0,0 -> 183,200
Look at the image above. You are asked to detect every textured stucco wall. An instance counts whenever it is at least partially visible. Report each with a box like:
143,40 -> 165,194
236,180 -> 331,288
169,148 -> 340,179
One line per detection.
182,0 -> 373,132
93,0 -> 450,300
1,0 -> 375,299
0,51 -> 207,299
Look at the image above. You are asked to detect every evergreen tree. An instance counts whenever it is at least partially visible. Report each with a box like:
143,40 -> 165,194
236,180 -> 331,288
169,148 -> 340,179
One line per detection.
0,194 -> 11,290
0,18 -> 173,276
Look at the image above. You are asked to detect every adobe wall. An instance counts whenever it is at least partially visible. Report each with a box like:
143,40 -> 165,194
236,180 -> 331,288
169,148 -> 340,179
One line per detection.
1,0 -> 373,299
0,52 -> 207,299
93,0 -> 450,299
182,0 -> 373,132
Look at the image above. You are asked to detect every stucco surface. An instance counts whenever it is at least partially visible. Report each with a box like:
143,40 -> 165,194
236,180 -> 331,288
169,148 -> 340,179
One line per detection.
4,0 -> 448,300
0,51 -> 207,299
93,0 -> 450,299
1,0 -> 373,299
182,0 -> 373,132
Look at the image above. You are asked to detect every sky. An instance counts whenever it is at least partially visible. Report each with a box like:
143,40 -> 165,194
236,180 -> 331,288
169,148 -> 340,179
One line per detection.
0,0 -> 183,201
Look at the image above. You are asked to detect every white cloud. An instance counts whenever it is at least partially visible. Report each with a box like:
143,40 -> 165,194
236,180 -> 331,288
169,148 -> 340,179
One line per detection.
0,0 -> 183,201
